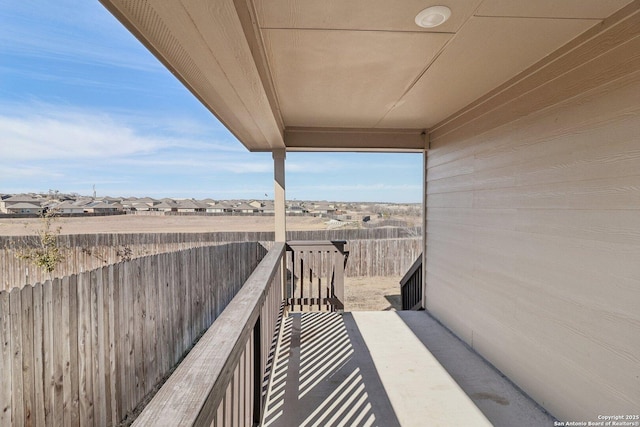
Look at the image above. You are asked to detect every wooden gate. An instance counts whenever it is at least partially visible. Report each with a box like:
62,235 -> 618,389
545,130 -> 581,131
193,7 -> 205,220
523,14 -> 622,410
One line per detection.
285,241 -> 349,312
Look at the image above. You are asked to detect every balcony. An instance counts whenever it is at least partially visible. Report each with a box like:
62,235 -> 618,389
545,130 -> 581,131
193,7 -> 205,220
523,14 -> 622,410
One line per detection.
132,242 -> 553,426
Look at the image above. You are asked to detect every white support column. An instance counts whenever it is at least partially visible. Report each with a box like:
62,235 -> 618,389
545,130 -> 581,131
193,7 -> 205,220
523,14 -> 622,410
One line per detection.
273,149 -> 287,242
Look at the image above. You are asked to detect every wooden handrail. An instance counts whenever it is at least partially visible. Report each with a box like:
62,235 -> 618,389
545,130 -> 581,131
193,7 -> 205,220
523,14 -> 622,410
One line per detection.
400,253 -> 423,310
133,243 -> 285,426
286,240 -> 349,312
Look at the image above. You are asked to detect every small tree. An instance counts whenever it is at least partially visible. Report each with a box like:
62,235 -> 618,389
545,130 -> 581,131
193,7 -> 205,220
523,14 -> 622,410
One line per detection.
16,209 -> 66,274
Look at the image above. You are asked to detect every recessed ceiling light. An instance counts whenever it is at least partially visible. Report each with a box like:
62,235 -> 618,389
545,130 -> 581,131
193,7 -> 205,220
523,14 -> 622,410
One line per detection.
415,6 -> 451,28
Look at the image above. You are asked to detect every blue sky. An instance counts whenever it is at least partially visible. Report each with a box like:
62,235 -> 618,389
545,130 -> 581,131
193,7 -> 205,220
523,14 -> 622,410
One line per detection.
0,1 -> 422,203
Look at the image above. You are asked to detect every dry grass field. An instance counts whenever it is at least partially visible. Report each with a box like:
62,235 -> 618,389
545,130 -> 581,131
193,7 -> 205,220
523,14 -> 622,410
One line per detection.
0,214 -> 329,236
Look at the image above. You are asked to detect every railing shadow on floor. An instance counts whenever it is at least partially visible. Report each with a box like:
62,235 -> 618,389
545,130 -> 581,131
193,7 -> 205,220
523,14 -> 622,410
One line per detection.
261,312 -> 400,427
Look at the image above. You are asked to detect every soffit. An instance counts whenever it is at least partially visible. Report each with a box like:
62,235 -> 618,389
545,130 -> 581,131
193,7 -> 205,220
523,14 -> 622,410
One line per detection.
255,0 -> 482,33
377,16 -> 596,128
100,0 -> 636,152
263,29 -> 451,128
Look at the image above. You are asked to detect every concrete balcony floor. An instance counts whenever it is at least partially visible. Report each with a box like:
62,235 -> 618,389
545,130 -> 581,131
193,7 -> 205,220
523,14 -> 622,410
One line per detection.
262,311 -> 555,427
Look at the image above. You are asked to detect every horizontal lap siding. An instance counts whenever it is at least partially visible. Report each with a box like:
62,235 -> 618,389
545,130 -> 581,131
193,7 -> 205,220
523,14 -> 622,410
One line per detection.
425,26 -> 640,421
0,242 -> 267,426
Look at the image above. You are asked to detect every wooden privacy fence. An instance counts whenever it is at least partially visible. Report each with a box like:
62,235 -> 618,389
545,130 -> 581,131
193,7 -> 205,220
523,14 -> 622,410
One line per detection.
400,254 -> 423,310
344,238 -> 422,277
2,236 -> 422,292
1,229 -> 421,291
133,243 -> 286,426
285,241 -> 349,312
0,242 -> 267,426
1,241 -> 222,291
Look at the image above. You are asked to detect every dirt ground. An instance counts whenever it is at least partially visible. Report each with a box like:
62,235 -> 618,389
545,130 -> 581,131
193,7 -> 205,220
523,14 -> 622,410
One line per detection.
0,214 -> 330,236
345,276 -> 402,311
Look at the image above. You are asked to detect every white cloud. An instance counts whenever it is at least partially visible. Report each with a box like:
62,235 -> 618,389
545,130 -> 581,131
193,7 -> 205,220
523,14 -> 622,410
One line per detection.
0,104 -> 244,162
2,166 -> 64,179
0,113 -> 163,160
114,157 -> 273,174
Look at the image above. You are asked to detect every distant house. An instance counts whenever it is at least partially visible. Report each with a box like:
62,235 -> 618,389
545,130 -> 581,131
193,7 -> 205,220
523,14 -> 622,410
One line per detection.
0,195 -> 42,213
75,197 -> 94,206
206,203 -> 225,213
233,203 -> 259,214
309,203 -> 336,216
55,201 -> 85,214
261,201 -> 275,214
176,200 -> 207,212
248,200 -> 263,209
137,197 -> 160,208
207,201 -> 234,213
101,197 -> 123,204
131,202 -> 151,212
85,202 -> 123,214
156,201 -> 178,212
5,202 -> 44,215
286,204 -> 308,215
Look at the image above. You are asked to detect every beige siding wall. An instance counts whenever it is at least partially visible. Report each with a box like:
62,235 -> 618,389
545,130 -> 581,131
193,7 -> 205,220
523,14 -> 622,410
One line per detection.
424,10 -> 640,422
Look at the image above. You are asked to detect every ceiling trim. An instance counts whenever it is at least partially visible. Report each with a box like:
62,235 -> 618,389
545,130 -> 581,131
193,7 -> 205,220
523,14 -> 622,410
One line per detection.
284,127 -> 427,152
232,0 -> 285,131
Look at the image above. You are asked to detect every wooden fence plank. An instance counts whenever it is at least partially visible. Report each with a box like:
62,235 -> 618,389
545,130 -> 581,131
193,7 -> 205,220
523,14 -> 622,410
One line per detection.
184,249 -> 192,352
166,253 -> 176,374
20,285 -> 34,426
92,269 -> 105,425
159,253 -> 169,376
42,281 -> 53,426
123,261 -> 134,417
101,266 -> 112,425
61,276 -> 72,427
108,264 -> 120,424
144,256 -> 157,396
77,272 -> 94,425
68,276 -> 80,427
10,287 -> 24,426
118,263 -> 132,418
0,290 -> 12,425
202,247 -> 210,332
152,254 -> 161,387
197,247 -> 205,340
179,251 -> 188,355
31,283 -> 45,426
133,260 -> 145,405
52,279 -> 64,427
